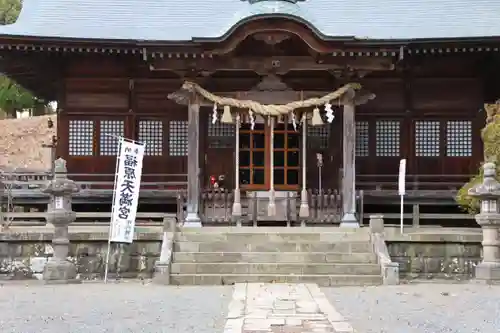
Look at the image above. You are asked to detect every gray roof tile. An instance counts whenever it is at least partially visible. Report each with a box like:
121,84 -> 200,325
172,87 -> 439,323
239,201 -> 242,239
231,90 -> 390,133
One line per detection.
0,0 -> 500,41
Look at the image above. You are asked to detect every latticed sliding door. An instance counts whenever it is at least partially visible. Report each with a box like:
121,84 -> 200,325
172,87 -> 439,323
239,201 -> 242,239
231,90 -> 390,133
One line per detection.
239,121 -> 301,191
412,118 -> 476,188
239,123 -> 267,189
273,122 -> 300,190
306,122 -> 331,190
204,112 -> 236,189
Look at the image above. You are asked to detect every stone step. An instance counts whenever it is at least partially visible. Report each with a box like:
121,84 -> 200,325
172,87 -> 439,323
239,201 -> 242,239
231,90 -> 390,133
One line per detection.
174,241 -> 373,253
170,273 -> 383,286
176,230 -> 370,243
173,251 -> 377,263
171,262 -> 381,275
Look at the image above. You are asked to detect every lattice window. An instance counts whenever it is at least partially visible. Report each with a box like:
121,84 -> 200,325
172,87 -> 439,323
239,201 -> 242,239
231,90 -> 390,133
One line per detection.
307,124 -> 329,149
138,120 -> 163,156
355,121 -> 369,157
376,120 -> 400,157
169,120 -> 188,156
99,120 -> 124,156
415,120 -> 440,157
208,119 -> 235,148
68,120 -> 94,156
446,120 -> 472,157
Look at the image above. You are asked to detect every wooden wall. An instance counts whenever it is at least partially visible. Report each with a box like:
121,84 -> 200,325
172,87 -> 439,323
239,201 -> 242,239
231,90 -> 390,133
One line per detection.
56,54 -> 486,191
353,74 -> 484,187
57,56 -> 189,184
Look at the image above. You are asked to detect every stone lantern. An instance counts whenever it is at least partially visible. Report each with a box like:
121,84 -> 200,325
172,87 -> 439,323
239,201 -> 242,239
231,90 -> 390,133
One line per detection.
42,158 -> 80,283
468,162 -> 500,283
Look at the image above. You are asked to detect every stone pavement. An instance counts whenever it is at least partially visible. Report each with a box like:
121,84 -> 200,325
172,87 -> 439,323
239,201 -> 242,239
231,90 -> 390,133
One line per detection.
224,283 -> 355,333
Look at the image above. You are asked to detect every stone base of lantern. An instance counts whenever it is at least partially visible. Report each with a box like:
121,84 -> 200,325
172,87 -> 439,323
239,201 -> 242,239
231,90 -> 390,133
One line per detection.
153,263 -> 171,285
43,259 -> 81,284
474,262 -> 500,284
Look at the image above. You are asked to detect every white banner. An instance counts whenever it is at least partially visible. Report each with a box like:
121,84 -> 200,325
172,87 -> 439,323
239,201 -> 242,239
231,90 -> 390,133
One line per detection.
398,159 -> 407,196
110,139 -> 145,243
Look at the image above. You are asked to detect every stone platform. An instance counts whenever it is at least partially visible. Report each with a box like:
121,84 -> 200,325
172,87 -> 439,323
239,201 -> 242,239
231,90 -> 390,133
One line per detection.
224,282 -> 355,333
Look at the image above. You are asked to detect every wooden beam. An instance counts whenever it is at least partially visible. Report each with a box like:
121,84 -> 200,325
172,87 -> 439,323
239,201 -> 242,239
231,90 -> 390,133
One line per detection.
149,56 -> 395,75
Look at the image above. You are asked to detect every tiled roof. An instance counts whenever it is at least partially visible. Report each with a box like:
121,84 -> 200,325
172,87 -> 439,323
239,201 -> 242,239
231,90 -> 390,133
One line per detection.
0,0 -> 500,42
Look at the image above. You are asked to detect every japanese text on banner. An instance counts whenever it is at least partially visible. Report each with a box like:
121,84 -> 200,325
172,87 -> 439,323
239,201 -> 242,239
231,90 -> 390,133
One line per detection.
110,140 -> 145,243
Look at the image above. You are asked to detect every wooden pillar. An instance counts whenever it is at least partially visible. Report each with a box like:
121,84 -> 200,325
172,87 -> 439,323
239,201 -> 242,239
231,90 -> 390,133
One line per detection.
268,117 -> 276,216
340,100 -> 359,227
232,114 -> 242,223
185,94 -> 202,227
299,113 -> 309,218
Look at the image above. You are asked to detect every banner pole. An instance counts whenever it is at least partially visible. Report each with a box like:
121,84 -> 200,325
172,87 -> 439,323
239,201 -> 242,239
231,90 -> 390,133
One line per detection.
400,194 -> 404,235
104,137 -> 123,283
398,158 -> 407,236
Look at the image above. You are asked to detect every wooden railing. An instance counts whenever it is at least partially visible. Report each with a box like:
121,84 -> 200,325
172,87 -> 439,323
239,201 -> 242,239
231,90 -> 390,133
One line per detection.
1,211 -> 177,227
178,189 -> 358,225
356,173 -> 471,191
1,172 -> 187,192
366,203 -> 476,228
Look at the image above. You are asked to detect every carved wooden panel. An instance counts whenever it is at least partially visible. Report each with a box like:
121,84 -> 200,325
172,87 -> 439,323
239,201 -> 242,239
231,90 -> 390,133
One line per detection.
99,120 -> 124,156
415,120 -> 440,157
375,120 -> 400,157
446,120 -> 472,157
68,120 -> 94,156
355,121 -> 369,157
66,93 -> 128,109
138,120 -> 164,156
169,120 -> 188,156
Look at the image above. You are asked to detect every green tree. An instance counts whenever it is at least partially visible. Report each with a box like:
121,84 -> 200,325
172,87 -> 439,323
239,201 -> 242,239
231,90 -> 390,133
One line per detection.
0,0 -> 21,25
457,102 -> 500,214
0,0 -> 45,118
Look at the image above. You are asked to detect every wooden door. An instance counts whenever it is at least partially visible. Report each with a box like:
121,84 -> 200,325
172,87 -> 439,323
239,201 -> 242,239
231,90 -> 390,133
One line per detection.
306,122 -> 335,190
239,120 -> 300,191
273,122 -> 300,191
203,110 -> 235,189
239,123 -> 267,190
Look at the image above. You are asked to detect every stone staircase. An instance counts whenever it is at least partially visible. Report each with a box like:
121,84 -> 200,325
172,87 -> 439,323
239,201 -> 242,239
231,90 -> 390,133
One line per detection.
170,227 -> 383,286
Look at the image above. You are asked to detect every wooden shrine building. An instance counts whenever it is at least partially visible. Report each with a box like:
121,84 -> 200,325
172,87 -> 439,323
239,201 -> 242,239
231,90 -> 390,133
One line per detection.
1,0 -> 500,226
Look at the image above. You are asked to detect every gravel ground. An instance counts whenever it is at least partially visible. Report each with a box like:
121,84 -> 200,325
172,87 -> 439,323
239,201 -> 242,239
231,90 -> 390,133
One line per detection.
324,283 -> 500,333
0,281 -> 232,333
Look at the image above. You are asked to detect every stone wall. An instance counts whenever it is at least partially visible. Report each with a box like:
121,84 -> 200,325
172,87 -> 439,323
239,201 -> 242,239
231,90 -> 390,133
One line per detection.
0,226 -> 485,282
385,227 -> 482,280
0,229 -> 162,280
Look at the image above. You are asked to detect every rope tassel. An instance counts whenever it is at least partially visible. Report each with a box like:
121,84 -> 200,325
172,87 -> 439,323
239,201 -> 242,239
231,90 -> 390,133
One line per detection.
221,105 -> 233,123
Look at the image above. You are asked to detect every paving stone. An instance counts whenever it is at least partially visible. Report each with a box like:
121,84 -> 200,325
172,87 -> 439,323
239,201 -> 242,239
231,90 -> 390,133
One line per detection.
223,283 -> 356,333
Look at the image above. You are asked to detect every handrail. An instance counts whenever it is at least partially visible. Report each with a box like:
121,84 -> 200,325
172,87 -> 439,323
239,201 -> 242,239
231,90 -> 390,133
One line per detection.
357,174 -> 473,179
1,172 -> 187,179
356,173 -> 471,191
0,172 -> 188,191
2,211 -> 177,227
371,213 -> 474,220
3,212 -> 174,219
